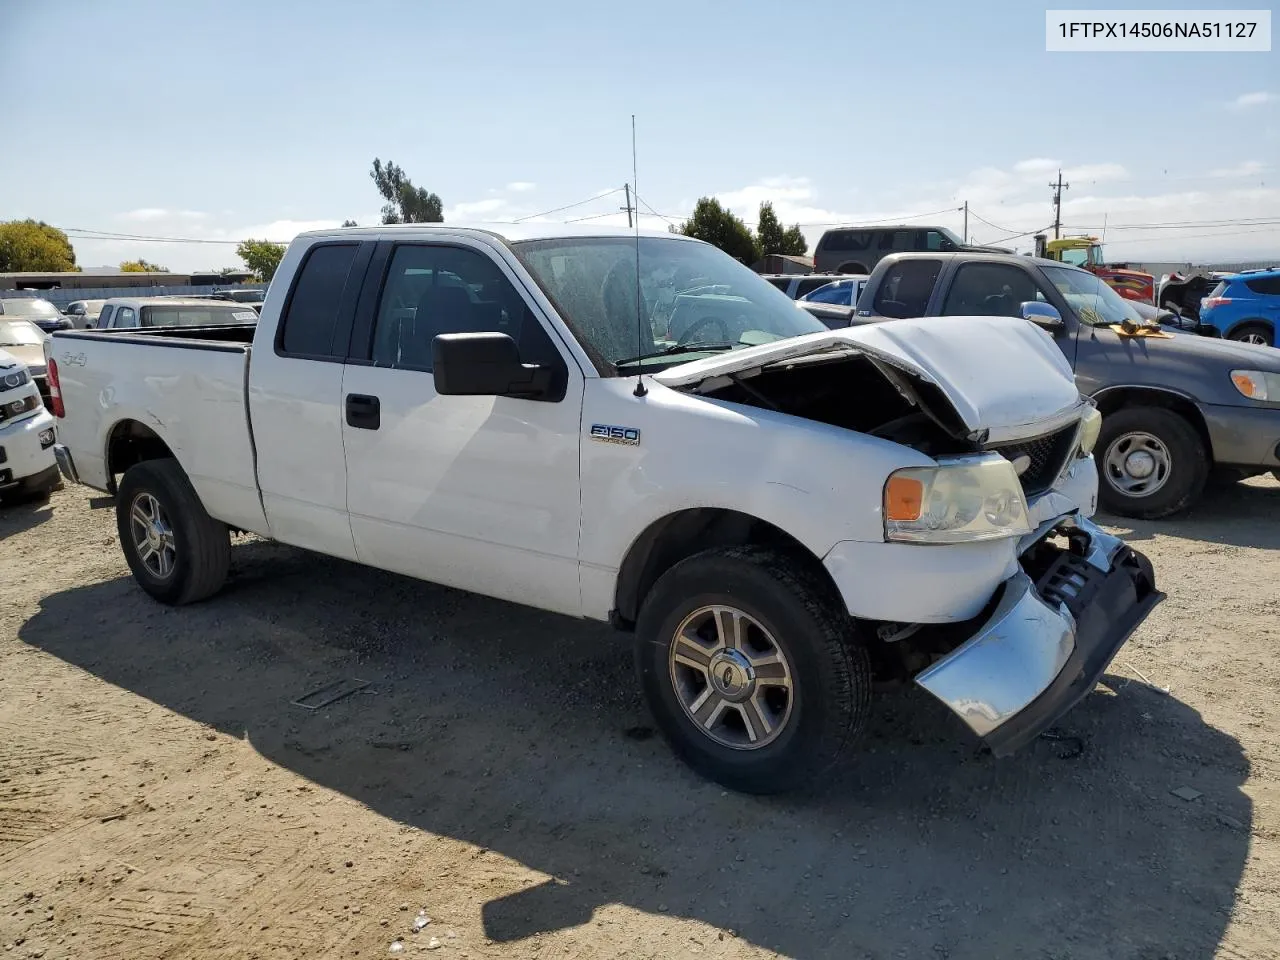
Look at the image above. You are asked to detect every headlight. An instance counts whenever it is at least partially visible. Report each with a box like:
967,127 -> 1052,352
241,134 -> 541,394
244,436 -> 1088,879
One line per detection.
884,454 -> 1032,544
1230,369 -> 1280,402
0,368 -> 31,392
1078,405 -> 1102,456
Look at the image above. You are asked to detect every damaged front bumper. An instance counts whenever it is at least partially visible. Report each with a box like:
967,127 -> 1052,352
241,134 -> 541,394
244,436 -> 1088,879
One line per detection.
914,515 -> 1163,756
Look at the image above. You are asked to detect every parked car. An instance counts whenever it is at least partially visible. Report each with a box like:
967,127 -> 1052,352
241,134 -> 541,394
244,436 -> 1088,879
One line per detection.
760,273 -> 844,299
63,299 -> 107,329
852,252 -> 1280,516
209,288 -> 267,305
1198,269 -> 1280,345
813,225 -> 1011,275
0,297 -> 73,333
48,224 -> 1160,794
0,347 -> 59,501
94,297 -> 261,330
799,276 -> 868,308
0,317 -> 52,408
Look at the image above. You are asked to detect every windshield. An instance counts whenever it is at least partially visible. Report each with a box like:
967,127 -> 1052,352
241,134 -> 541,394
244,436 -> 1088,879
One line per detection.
512,236 -> 826,371
1041,265 -> 1144,326
0,320 -> 46,347
140,304 -> 256,327
0,298 -> 61,318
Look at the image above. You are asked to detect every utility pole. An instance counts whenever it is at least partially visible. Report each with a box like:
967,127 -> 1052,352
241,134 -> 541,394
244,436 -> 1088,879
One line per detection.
621,183 -> 635,228
1050,170 -> 1069,239
963,201 -> 968,244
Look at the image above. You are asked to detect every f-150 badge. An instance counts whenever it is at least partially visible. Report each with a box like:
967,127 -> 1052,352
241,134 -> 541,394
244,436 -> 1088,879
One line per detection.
589,424 -> 640,445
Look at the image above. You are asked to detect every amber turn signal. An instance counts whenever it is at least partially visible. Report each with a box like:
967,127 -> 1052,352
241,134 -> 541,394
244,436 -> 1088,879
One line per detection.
884,475 -> 925,522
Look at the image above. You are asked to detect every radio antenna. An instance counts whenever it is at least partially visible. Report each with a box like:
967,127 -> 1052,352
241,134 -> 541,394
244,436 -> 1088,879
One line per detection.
631,114 -> 647,398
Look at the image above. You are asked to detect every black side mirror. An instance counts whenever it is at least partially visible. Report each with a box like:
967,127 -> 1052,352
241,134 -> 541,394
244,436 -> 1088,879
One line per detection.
432,332 -> 554,400
1020,301 -> 1065,333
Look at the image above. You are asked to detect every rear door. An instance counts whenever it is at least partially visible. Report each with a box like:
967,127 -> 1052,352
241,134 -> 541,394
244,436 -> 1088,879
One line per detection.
339,236 -> 585,616
248,239 -> 374,560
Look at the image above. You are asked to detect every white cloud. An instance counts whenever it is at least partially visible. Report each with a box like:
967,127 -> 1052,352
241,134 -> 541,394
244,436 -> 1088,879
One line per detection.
120,208 -> 208,223
506,181 -> 536,193
445,197 -> 508,219
1209,160 -> 1266,178
1229,91 -> 1275,110
1013,158 -> 1059,176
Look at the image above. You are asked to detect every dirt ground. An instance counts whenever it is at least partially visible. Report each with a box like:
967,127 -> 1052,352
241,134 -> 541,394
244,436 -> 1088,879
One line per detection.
1,480 -> 1278,960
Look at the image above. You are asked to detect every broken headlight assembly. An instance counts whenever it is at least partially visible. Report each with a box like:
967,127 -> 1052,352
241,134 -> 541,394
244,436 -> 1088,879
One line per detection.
1077,405 -> 1102,457
884,454 -> 1032,544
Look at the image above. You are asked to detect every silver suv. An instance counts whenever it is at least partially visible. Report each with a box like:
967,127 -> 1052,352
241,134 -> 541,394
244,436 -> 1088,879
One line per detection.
813,225 -> 1008,274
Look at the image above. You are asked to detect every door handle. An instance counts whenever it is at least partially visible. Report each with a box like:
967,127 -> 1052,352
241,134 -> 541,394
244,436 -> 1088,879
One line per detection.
345,393 -> 380,430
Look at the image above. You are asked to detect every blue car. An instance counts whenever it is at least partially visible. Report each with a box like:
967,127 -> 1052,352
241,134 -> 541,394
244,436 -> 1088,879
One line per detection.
1199,269 -> 1280,346
798,275 -> 868,308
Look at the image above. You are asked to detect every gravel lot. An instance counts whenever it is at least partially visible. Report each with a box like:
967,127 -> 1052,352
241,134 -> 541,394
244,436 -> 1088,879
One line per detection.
2,480 -> 1278,960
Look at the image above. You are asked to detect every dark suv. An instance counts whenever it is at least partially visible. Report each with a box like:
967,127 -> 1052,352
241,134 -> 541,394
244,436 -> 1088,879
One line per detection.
813,225 -> 1009,275
852,252 -> 1280,518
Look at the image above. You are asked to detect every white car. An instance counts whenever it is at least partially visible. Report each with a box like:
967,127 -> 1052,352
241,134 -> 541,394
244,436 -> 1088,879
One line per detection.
47,224 -> 1161,793
0,347 -> 59,500
93,297 -> 260,330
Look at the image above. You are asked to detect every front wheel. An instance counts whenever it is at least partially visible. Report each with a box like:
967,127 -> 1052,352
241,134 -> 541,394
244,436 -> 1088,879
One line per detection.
1227,322 -> 1273,346
1097,406 -> 1209,519
635,546 -> 870,794
116,458 -> 230,605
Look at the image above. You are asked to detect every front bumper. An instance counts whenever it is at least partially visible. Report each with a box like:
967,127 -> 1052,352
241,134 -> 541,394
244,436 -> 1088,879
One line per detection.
0,408 -> 58,490
914,515 -> 1162,756
1199,402 -> 1280,469
53,442 -> 81,485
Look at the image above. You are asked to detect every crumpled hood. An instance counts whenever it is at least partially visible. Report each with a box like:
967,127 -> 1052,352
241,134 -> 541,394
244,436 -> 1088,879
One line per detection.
652,315 -> 1082,439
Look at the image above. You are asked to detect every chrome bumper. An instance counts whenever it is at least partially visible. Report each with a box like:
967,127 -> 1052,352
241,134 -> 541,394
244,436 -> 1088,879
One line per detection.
54,443 -> 81,485
914,515 -> 1162,756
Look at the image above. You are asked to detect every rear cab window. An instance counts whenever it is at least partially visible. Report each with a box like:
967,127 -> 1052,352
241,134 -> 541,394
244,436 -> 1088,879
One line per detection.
870,260 -> 942,318
141,304 -> 255,327
277,243 -> 362,359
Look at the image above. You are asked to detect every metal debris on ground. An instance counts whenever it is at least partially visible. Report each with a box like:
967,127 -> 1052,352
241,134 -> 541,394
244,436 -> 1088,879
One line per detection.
388,941 -> 405,954
290,677 -> 371,710
1121,660 -> 1170,695
424,936 -> 442,950
413,911 -> 431,931
1171,786 -> 1203,802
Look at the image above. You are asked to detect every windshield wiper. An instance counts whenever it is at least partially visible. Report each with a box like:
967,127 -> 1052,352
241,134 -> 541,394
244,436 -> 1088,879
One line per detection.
614,341 -> 739,368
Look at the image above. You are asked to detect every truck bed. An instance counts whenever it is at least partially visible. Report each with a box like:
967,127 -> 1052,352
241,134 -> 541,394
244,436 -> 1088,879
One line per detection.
48,324 -> 267,535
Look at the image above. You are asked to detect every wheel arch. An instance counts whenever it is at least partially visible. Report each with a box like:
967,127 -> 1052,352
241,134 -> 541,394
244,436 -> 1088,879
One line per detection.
836,261 -> 868,275
103,419 -> 177,495
1224,317 -> 1274,341
612,508 -> 838,630
1091,386 -> 1213,460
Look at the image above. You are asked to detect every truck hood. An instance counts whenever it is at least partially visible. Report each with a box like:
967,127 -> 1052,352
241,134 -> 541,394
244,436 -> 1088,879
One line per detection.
653,315 -> 1082,439
1133,326 -> 1280,370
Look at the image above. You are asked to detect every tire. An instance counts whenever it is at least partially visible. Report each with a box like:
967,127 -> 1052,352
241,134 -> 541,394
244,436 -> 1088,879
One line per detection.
1097,406 -> 1209,519
635,545 -> 870,794
1227,322 -> 1273,347
115,458 -> 230,605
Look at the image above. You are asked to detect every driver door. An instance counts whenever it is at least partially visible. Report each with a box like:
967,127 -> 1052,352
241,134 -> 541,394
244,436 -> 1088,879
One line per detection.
340,239 -> 586,616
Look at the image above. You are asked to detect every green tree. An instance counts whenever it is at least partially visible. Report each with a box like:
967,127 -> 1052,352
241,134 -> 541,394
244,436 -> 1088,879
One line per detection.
756,202 -> 785,257
370,158 -> 443,224
779,224 -> 808,257
0,219 -> 78,272
341,219 -> 358,227
678,198 -> 760,264
236,239 -> 286,283
119,258 -> 169,273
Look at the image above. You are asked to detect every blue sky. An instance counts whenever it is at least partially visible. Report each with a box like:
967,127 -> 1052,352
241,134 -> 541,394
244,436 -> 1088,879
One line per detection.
1,0 -> 1276,271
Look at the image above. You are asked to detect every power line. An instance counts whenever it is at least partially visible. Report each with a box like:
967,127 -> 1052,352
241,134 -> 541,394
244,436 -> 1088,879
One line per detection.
966,209 -> 1020,234
59,227 -> 242,244
512,189 -> 624,222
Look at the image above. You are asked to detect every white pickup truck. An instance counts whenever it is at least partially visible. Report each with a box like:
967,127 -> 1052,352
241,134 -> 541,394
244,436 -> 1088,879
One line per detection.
48,224 -> 1162,793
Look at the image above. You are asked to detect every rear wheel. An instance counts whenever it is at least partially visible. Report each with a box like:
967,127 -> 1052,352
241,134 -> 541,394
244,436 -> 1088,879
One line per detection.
1227,322 -> 1273,346
116,458 -> 230,605
635,545 -> 870,794
1097,406 -> 1209,519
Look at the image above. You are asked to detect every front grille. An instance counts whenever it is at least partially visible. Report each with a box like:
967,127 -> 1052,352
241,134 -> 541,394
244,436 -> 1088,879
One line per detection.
33,376 -> 52,410
989,424 -> 1079,497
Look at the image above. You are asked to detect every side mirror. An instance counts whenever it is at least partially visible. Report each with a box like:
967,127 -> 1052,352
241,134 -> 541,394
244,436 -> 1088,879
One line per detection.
432,331 -> 553,400
1020,301 -> 1064,333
